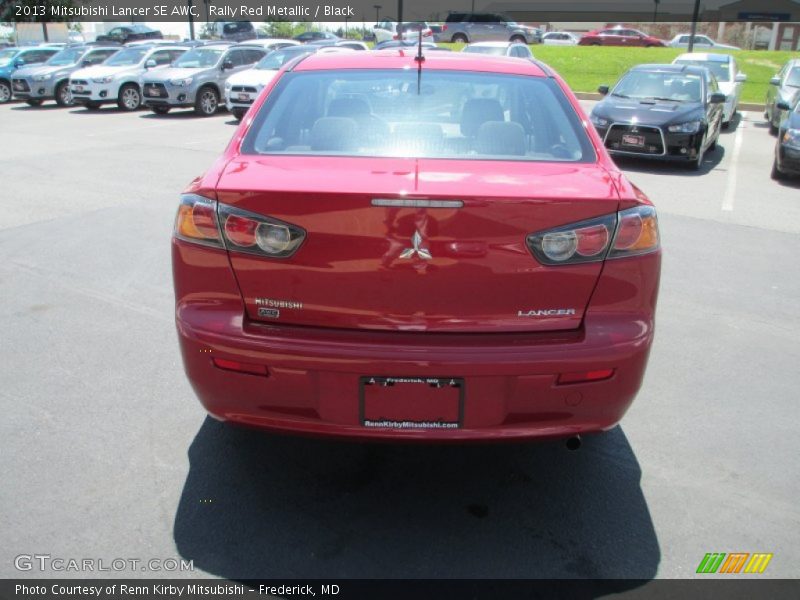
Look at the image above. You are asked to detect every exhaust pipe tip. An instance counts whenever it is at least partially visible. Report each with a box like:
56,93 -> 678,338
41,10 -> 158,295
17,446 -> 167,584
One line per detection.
565,435 -> 582,451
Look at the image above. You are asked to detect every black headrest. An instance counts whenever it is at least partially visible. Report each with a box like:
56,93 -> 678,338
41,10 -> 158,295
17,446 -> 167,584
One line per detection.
460,98 -> 504,137
328,97 -> 371,118
476,121 -> 526,156
310,117 -> 357,151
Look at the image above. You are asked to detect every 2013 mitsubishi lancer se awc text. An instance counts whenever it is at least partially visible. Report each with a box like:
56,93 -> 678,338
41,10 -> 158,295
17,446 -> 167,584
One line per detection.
172,49 -> 661,442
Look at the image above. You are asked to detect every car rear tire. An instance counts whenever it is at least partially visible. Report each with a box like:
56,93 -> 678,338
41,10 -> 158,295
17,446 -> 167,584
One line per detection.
151,106 -> 171,115
510,35 -> 526,43
0,80 -> 11,104
232,107 -> 247,121
451,34 -> 468,44
25,99 -> 43,106
194,86 -> 219,117
117,83 -> 141,111
55,80 -> 73,107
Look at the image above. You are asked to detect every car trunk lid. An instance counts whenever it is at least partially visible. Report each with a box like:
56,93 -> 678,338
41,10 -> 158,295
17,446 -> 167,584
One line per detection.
216,156 -> 620,332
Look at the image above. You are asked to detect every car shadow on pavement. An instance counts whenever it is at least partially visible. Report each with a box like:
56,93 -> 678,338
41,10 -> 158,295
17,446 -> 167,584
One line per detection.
173,418 -> 660,585
10,104 -> 65,111
614,145 -> 725,176
720,112 -> 743,133
139,111 -> 229,120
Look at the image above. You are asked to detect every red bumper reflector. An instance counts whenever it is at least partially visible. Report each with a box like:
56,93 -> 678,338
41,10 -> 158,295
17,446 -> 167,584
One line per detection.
557,369 -> 615,385
212,358 -> 269,376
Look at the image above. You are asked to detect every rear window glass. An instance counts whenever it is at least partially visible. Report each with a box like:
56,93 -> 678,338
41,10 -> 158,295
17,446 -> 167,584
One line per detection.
674,59 -> 730,82
242,69 -> 594,162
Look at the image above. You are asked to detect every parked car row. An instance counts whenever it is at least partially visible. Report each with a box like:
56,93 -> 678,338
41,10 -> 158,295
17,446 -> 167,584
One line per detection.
6,39 -> 797,182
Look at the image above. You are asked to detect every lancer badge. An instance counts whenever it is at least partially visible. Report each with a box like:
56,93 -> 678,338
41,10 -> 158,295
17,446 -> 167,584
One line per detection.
400,231 -> 432,260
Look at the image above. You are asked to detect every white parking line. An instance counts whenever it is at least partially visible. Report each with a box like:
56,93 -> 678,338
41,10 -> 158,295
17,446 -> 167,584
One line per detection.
721,112 -> 747,212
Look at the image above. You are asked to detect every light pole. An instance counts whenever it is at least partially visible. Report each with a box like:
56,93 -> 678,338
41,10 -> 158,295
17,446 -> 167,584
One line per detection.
187,0 -> 195,40
373,4 -> 382,23
653,0 -> 660,23
688,0 -> 701,52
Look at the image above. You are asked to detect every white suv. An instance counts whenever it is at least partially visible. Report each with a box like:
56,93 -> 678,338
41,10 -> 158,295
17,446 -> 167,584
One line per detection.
69,45 -> 187,110
373,20 -> 433,44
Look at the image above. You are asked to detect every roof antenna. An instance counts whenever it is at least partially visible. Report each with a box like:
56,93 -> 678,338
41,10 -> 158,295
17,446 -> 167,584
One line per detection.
415,23 -> 425,94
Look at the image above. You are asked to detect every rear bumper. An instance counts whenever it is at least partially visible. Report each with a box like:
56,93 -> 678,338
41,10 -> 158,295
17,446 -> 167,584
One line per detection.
175,243 -> 659,442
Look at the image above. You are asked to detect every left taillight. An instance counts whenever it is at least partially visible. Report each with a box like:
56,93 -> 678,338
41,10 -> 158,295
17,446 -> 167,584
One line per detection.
526,205 -> 659,266
174,194 -> 223,248
174,194 -> 306,259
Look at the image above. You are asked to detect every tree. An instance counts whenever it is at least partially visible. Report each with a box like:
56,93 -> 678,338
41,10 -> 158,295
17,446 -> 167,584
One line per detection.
259,21 -> 308,39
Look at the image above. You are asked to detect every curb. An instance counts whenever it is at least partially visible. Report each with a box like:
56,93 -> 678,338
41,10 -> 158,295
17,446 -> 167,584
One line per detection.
575,91 -> 765,112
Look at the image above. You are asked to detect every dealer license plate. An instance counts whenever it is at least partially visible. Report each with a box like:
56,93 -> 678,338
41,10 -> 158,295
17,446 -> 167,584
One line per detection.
360,376 -> 464,429
622,134 -> 645,147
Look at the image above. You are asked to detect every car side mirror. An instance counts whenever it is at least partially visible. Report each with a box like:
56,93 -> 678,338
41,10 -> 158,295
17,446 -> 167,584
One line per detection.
776,100 -> 791,111
82,59 -> 92,67
770,76 -> 781,86
222,59 -> 234,70
145,59 -> 156,68
13,59 -> 24,68
709,92 -> 726,104
735,73 -> 747,83
597,85 -> 609,96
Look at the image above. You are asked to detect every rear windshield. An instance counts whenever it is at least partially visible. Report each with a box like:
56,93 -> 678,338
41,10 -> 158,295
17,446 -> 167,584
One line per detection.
242,69 -> 594,162
674,58 -> 730,82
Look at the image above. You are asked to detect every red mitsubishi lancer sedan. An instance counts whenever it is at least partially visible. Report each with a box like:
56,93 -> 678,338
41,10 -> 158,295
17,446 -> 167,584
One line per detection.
172,50 -> 661,443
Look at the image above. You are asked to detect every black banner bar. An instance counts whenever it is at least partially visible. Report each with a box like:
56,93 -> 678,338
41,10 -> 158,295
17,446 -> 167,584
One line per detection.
2,580 -> 800,600
2,0 -> 799,23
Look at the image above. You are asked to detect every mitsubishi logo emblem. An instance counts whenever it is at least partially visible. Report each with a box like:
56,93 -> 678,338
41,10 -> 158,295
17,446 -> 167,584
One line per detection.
399,230 -> 432,260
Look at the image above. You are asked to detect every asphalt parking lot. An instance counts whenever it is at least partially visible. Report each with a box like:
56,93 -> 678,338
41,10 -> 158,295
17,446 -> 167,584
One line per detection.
1,100 -> 798,582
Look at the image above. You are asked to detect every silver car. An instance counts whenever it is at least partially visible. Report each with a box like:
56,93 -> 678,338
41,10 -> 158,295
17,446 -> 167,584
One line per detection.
142,43 -> 266,116
12,45 -> 119,107
443,12 -> 542,44
766,59 -> 800,135
462,42 -> 533,59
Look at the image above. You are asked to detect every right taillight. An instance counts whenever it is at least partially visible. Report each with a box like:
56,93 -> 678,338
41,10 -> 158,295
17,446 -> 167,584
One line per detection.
526,205 -> 659,266
606,205 -> 660,259
174,194 -> 306,259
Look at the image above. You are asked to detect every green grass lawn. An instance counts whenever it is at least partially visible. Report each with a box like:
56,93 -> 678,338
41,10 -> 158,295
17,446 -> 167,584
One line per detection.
437,44 -> 796,104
